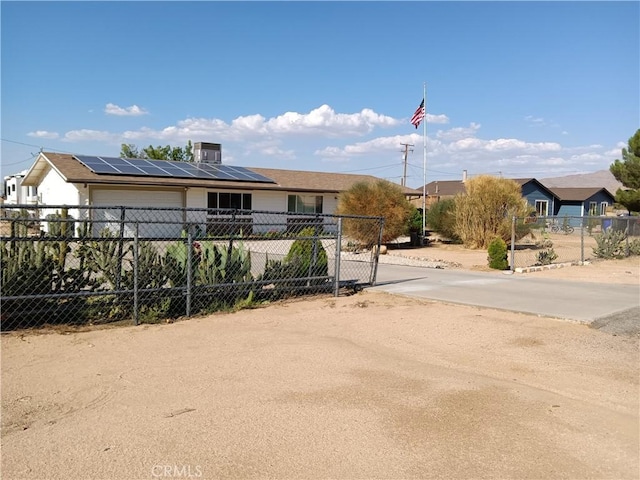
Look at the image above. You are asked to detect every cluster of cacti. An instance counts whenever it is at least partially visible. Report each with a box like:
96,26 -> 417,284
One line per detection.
256,227 -> 330,299
2,221 -> 333,328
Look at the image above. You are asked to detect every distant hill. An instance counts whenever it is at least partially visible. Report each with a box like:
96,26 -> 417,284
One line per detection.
540,170 -> 623,194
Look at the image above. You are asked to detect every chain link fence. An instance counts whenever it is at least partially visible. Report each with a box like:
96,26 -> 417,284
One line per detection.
1,205 -> 384,331
510,215 -> 640,270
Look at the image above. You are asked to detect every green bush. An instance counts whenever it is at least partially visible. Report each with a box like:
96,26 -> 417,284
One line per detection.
426,199 -> 459,242
536,248 -> 558,266
284,227 -> 329,280
593,229 -> 627,259
487,237 -> 509,270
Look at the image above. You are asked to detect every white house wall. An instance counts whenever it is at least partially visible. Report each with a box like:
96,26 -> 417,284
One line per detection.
38,169 -> 81,232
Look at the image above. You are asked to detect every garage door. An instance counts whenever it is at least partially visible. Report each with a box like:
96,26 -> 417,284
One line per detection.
92,189 -> 183,238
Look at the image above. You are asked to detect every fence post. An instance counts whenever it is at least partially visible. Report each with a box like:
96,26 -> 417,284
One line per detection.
334,218 -> 342,297
369,218 -> 384,285
133,222 -> 139,326
510,216 -> 516,272
186,229 -> 193,317
580,216 -> 585,264
116,206 -> 125,290
626,218 -> 631,256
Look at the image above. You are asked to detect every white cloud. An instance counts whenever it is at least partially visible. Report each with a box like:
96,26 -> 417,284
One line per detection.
524,115 -> 546,126
449,137 -> 561,153
27,130 -> 59,139
436,123 -> 481,141
425,113 -> 449,124
315,133 -> 423,159
62,129 -> 115,142
105,103 -> 149,116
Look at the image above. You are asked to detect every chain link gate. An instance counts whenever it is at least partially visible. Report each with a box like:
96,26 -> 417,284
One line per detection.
1,205 -> 384,331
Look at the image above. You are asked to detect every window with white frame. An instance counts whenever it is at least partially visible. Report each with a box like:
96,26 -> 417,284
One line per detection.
600,202 -> 608,215
287,194 -> 323,214
535,200 -> 549,217
589,202 -> 597,215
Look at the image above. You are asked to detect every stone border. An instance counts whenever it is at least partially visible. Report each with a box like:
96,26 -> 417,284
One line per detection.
514,261 -> 586,273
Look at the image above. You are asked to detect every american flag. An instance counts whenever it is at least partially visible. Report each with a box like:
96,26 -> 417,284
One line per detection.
410,99 -> 425,129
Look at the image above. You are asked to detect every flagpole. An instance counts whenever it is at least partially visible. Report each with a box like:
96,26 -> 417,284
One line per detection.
421,82 -> 427,243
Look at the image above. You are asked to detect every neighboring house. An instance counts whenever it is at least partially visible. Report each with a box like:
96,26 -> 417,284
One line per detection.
548,187 -> 615,217
17,148 -> 421,237
512,178 -> 556,217
3,170 -> 38,205
420,175 -> 556,215
418,174 -> 614,221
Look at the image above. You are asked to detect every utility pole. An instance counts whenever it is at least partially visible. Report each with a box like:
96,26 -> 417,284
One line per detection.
400,143 -> 414,187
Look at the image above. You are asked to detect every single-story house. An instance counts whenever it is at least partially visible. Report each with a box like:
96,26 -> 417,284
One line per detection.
548,187 -> 615,217
420,176 -> 557,214
18,148 -> 421,237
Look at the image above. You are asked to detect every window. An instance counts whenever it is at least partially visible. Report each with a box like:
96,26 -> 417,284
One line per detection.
589,202 -> 597,216
535,200 -> 548,217
287,194 -> 323,214
600,202 -> 608,215
207,192 -> 252,212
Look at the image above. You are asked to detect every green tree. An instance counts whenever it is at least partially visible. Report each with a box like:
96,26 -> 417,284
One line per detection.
426,198 -> 459,242
120,140 -> 194,162
336,179 -> 413,247
453,175 -> 534,249
610,129 -> 640,213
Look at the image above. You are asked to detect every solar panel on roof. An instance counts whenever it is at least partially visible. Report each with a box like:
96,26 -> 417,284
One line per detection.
73,155 -> 275,183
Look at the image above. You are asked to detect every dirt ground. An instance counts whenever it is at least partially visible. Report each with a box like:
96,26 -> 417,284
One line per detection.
1,245 -> 639,480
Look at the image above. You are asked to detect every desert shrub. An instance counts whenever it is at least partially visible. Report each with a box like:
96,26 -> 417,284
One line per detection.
337,180 -> 413,247
629,238 -> 640,256
593,229 -> 627,259
487,237 -> 509,270
284,226 -> 329,279
426,199 -> 459,242
407,207 -> 423,233
535,248 -> 558,266
454,176 -> 534,249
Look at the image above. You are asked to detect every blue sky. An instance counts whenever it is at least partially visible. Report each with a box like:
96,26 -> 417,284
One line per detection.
2,1 -> 638,188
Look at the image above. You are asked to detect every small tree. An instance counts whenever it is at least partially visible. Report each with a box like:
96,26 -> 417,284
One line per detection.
426,199 -> 459,242
120,141 -> 194,162
610,129 -> 640,213
336,180 -> 413,247
487,237 -> 508,270
453,175 -> 533,249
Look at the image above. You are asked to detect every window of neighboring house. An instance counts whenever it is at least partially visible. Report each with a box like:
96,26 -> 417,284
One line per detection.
287,194 -> 323,214
207,192 -> 252,212
535,200 -> 548,217
589,202 -> 597,215
600,202 -> 608,215
11,184 -> 16,193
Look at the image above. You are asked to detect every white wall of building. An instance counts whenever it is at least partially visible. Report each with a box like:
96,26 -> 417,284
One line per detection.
3,172 -> 38,205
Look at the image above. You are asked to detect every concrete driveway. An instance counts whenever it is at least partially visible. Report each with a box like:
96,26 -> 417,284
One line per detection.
371,264 -> 640,325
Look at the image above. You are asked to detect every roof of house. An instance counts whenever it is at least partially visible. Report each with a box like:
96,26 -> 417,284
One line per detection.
423,177 -> 542,197
548,187 -> 615,201
22,153 -> 422,196
423,180 -> 466,196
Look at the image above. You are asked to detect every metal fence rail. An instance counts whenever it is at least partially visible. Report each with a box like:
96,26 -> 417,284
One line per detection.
510,215 -> 640,270
1,205 -> 384,331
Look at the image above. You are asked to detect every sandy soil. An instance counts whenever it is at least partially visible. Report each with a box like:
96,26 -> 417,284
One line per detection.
1,246 -> 639,480
387,241 -> 640,284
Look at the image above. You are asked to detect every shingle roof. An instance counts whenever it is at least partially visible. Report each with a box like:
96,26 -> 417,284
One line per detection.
423,180 -> 466,196
548,187 -> 615,201
23,153 -> 422,196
